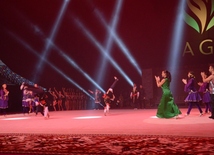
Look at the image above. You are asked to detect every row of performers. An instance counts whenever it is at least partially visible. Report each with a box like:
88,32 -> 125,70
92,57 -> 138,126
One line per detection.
20,76 -> 119,116
89,83 -> 146,110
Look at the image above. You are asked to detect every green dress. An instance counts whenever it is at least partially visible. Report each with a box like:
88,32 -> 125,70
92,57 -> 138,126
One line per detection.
156,78 -> 181,118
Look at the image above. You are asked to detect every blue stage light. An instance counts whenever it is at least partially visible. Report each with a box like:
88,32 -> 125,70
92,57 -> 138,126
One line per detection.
7,31 -> 94,99
33,0 -> 70,83
51,44 -> 105,93
167,0 -> 186,93
94,0 -> 123,86
94,7 -> 142,76
74,18 -> 133,86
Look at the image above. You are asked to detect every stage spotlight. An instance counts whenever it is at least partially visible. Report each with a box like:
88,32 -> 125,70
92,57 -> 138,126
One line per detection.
49,62 -> 93,98
33,0 -> 69,83
73,18 -> 133,86
51,44 -> 105,93
16,13 -> 105,94
167,0 -> 186,93
2,117 -> 30,121
94,8 -> 142,76
73,116 -> 102,119
94,0 -> 123,85
7,31 -> 93,99
8,10 -> 104,95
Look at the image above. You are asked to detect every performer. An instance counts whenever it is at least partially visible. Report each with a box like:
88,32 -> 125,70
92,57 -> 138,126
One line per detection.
88,89 -> 102,110
40,94 -> 50,119
130,83 -> 139,109
49,88 -> 58,111
201,64 -> 214,119
20,83 -> 30,115
32,84 -> 44,114
182,71 -> 203,116
138,85 -> 146,109
198,71 -> 211,114
103,77 -> 118,116
27,90 -> 34,113
33,94 -> 44,116
62,87 -> 70,110
103,88 -> 115,116
54,88 -> 64,111
155,70 -> 181,118
0,84 -> 9,116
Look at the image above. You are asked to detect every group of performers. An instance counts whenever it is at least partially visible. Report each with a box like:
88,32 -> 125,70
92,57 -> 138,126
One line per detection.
1,63 -> 214,120
19,84 -> 90,118
155,63 -> 214,119
48,87 -> 65,111
48,87 -> 88,111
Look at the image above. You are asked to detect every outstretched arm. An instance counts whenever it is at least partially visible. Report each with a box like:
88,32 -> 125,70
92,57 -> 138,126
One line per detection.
88,90 -> 94,94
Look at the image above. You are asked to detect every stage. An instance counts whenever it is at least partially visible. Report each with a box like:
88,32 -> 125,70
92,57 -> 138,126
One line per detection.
0,108 -> 213,137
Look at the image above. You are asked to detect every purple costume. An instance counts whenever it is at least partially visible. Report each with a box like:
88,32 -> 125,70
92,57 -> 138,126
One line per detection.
22,90 -> 30,107
198,82 -> 211,113
0,89 -> 9,109
184,78 -> 203,115
184,78 -> 202,102
198,82 -> 211,103
21,89 -> 30,115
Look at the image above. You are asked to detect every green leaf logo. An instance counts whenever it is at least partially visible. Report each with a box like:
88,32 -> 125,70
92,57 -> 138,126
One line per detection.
184,0 -> 214,34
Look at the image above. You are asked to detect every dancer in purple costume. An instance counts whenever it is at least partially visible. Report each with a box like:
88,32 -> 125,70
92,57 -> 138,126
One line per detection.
20,83 -> 30,115
198,71 -> 211,113
0,84 -> 9,116
182,71 -> 203,116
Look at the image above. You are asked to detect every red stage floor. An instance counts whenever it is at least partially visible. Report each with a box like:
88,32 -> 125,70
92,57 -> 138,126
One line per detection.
0,108 -> 214,137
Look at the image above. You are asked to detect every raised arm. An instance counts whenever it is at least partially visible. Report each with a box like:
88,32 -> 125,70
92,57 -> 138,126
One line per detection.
88,90 -> 94,94
20,82 -> 25,90
62,87 -> 66,95
54,87 -> 59,96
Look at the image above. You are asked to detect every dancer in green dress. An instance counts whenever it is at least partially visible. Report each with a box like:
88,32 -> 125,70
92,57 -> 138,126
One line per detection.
155,70 -> 181,118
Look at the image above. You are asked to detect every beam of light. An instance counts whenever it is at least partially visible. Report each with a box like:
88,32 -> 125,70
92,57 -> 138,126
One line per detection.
32,0 -> 70,83
73,116 -> 102,119
150,116 -> 158,119
73,18 -> 133,86
50,43 -> 105,93
167,0 -> 186,93
17,15 -> 105,94
7,30 -> 94,99
94,0 -> 123,85
10,11 -> 105,96
1,117 -> 30,120
94,9 -> 142,76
